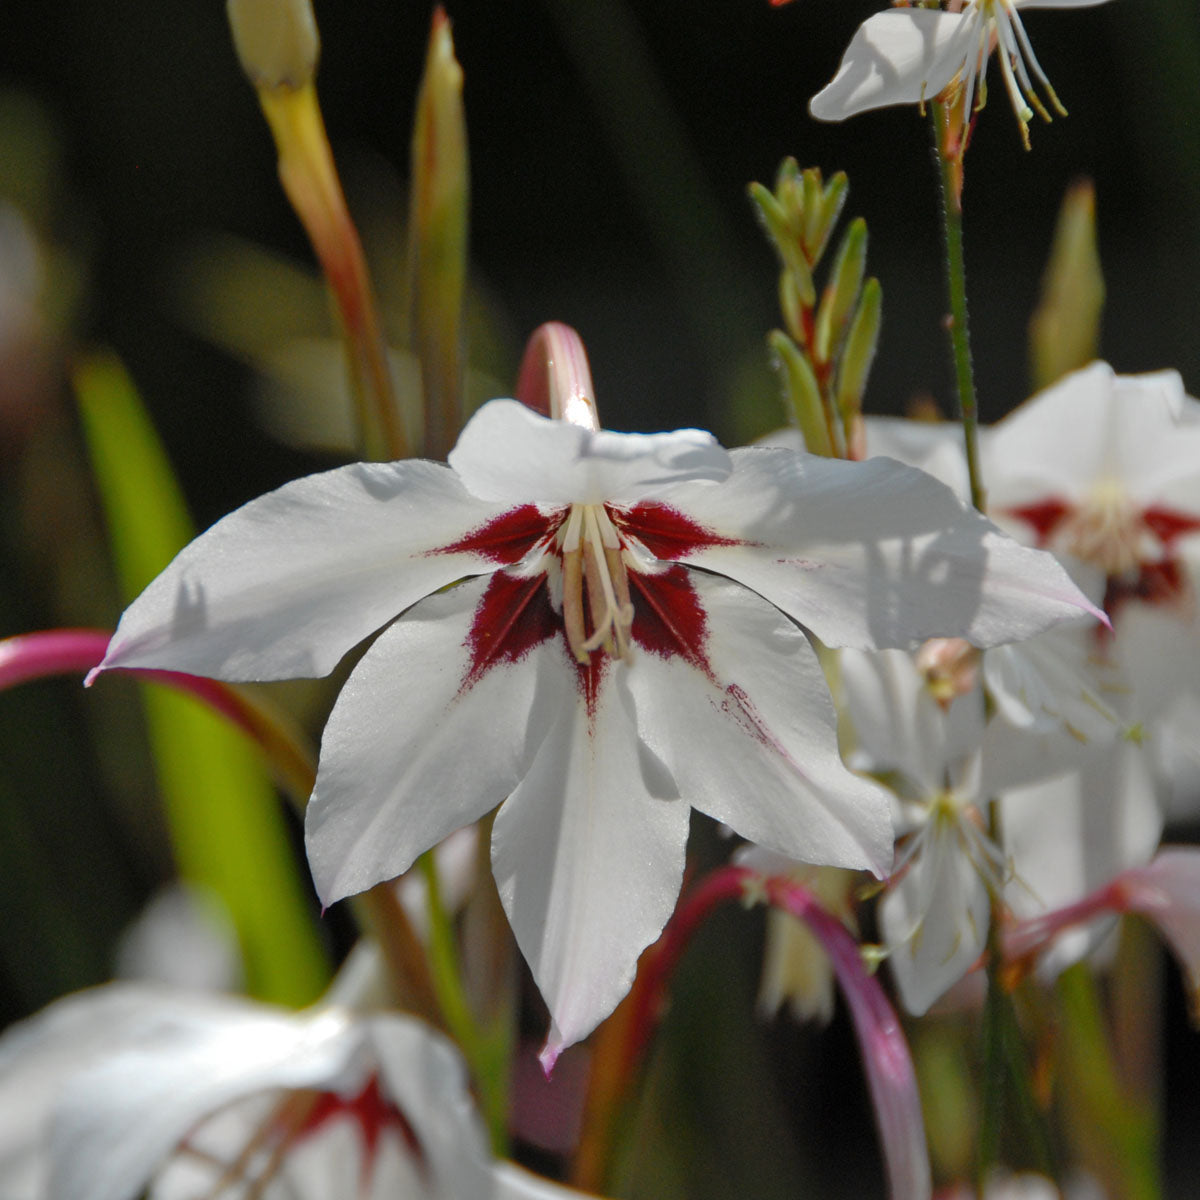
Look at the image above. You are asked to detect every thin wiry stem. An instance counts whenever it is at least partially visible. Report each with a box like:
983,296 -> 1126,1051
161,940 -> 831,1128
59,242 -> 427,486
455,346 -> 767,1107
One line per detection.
931,101 -> 987,513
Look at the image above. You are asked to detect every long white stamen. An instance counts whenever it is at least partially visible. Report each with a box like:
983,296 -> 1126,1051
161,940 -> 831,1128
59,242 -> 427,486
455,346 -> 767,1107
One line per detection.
558,503 -> 635,664
1006,4 -> 1067,115
580,507 -> 634,661
960,11 -> 989,121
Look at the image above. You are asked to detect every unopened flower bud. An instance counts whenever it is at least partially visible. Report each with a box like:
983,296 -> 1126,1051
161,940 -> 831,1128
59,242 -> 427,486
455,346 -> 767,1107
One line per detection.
227,0 -> 319,91
769,329 -> 832,457
409,6 -> 470,459
835,275 -> 882,428
814,216 -> 867,365
1029,179 -> 1104,391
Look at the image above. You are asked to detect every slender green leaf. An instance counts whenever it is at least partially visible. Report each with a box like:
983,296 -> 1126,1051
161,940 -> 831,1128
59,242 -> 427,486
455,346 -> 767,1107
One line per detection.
74,349 -> 328,1005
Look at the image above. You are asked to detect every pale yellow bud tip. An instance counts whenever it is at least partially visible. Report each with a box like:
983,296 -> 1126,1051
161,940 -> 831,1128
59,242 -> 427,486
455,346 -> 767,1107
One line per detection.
227,0 -> 319,91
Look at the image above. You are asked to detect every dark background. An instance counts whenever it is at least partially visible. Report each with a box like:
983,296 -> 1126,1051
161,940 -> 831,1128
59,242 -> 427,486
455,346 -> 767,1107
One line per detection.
2,1 -> 1198,487
0,2 -> 1197,1196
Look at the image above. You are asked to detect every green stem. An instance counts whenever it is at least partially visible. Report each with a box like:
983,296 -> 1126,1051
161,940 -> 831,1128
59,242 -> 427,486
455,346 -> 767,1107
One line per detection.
418,849 -> 510,1155
931,102 -> 986,513
978,798 -> 1056,1185
978,955 -> 1056,1185
1056,964 -> 1162,1200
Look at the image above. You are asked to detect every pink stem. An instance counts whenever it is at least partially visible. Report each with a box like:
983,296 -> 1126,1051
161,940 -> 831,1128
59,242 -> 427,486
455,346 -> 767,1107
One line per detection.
0,629 -> 313,797
1003,879 -> 1124,964
628,865 -> 930,1200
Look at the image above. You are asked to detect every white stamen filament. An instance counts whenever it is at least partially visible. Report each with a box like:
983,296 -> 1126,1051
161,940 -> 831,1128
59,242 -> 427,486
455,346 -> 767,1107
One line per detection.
559,504 -> 635,664
959,1 -> 1067,147
1059,482 -> 1145,577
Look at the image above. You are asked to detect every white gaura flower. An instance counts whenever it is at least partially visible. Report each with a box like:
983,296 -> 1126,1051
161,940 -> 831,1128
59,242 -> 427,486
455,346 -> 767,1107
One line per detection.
842,646 -> 996,1015
809,1 -> 1113,146
0,983 -> 599,1200
93,331 -> 1096,1061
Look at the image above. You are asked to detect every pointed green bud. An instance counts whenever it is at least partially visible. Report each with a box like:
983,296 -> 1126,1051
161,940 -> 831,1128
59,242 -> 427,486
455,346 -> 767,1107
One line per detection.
835,276 -> 882,427
810,171 -> 848,264
748,180 -> 815,308
768,330 -> 833,458
801,167 -> 825,255
779,269 -> 807,347
227,0 -> 319,91
747,180 -> 791,252
775,156 -> 802,221
1029,179 -> 1105,391
814,217 -> 867,365
409,6 -> 470,460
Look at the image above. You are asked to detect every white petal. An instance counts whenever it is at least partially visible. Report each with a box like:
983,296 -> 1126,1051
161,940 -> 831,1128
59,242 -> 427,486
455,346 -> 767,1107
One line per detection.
809,10 -> 976,121
50,997 -> 369,1200
841,647 -> 969,796
449,399 -> 731,507
149,1095 -> 436,1200
865,417 -> 979,502
656,448 -> 1099,650
150,1018 -> 491,1200
979,631 -> 1131,796
396,826 -> 482,942
0,984 -> 188,1200
98,460 -> 511,681
985,363 -> 1200,515
881,821 -> 991,1016
490,671 -> 690,1062
1002,741 -> 1162,976
1151,694 -> 1200,823
629,571 -> 893,875
984,362 -> 1116,509
1113,580 -> 1200,724
305,575 -> 568,905
760,417 -> 977,502
368,1017 -> 494,1200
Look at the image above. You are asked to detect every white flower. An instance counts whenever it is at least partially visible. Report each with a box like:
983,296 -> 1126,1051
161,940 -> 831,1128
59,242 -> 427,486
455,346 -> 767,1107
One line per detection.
810,1 -> 1113,146
0,985 -> 493,1200
842,647 -> 996,1014
0,983 -> 599,1200
95,392 -> 1095,1059
985,361 -> 1200,722
1001,741 -> 1162,976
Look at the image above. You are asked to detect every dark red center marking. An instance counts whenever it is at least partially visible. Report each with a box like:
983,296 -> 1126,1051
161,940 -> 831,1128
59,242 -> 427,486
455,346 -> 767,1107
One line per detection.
1142,506 -> 1200,548
629,564 -> 712,676
295,1075 -> 424,1187
613,501 -> 742,560
1003,498 -> 1071,546
1005,496 -> 1200,628
432,504 -> 558,565
454,504 -> 731,721
463,570 -> 560,691
1103,559 -> 1195,630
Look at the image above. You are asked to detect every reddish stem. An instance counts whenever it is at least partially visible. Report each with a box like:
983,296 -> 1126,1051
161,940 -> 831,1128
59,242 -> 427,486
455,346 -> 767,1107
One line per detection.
1,629 -> 316,800
573,865 -> 930,1199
